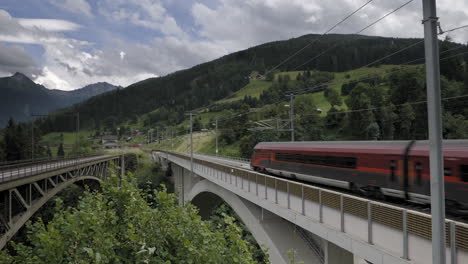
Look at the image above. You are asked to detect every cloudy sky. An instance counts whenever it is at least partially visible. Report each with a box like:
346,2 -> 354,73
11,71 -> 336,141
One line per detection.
0,0 -> 467,90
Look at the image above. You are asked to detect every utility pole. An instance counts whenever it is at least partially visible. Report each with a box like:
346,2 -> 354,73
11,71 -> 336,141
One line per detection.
76,112 -> 79,155
156,127 -> 160,144
171,127 -> 174,151
31,121 -> 34,160
215,119 -> 219,156
422,1 -> 445,263
186,113 -> 195,180
288,94 -> 295,142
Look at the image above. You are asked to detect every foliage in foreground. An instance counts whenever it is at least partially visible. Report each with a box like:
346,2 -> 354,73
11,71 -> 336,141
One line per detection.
0,175 -> 258,264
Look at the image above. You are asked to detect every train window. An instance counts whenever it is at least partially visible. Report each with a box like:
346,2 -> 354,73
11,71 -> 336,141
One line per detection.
444,168 -> 452,177
275,153 -> 356,168
415,162 -> 422,185
460,165 -> 468,182
390,160 -> 396,182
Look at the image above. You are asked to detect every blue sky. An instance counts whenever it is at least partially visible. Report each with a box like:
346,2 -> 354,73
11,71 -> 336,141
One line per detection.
0,0 -> 467,90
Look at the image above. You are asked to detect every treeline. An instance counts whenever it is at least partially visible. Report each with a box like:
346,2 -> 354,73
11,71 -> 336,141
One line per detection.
33,35 -> 466,135
0,118 -> 93,162
0,118 -> 48,161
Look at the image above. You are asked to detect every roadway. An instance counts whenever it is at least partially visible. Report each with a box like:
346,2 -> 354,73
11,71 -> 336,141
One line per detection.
0,155 -> 111,183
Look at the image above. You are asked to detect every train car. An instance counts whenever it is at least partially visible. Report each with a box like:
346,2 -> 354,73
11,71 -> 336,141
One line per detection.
251,140 -> 468,212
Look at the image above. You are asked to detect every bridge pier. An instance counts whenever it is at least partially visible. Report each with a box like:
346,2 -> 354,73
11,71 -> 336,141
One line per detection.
172,163 -> 202,205
324,240 -> 354,264
168,162 -> 323,264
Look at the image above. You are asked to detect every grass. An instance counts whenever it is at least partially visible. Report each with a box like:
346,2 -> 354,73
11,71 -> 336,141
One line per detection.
217,80 -> 271,104
41,131 -> 94,156
277,65 -> 414,116
149,130 -> 241,157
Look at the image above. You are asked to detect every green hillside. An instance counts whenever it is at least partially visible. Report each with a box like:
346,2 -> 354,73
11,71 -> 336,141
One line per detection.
17,34 -> 467,160
36,33 -> 466,134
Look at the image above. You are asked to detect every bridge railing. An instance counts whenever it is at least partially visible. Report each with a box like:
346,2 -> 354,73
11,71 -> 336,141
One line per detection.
0,155 -> 112,183
0,154 -> 103,170
157,150 -> 468,263
194,152 -> 251,163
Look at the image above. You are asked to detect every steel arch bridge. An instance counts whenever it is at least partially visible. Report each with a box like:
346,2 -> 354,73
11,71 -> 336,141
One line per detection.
0,155 -> 123,249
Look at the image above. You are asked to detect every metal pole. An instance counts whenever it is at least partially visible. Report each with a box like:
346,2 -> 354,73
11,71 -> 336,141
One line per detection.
422,1 -> 446,263
189,113 -> 194,179
31,121 -> 34,160
75,112 -> 79,156
156,127 -> 159,144
215,119 -> 219,156
289,94 -> 295,142
171,127 -> 174,151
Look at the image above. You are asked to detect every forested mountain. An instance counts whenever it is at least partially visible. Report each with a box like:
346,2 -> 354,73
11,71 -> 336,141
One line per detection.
35,34 -> 467,133
0,73 -> 120,126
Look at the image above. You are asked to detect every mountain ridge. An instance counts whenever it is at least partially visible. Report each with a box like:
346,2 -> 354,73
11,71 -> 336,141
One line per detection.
0,73 -> 121,126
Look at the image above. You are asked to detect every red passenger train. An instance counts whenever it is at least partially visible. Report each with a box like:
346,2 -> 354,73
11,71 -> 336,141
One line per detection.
251,140 -> 468,213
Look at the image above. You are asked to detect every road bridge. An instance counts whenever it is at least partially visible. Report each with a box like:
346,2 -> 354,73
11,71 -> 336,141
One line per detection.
0,155 -> 123,249
154,151 -> 468,264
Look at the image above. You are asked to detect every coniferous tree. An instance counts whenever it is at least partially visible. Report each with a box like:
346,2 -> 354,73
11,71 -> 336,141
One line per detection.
3,118 -> 27,161
46,145 -> 52,158
57,143 -> 65,157
398,103 -> 416,139
346,84 -> 374,139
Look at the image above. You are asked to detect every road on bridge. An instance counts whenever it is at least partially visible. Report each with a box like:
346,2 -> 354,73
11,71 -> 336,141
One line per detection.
0,155 -> 113,183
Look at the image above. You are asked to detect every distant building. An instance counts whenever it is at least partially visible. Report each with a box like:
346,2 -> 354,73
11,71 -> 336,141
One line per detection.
101,135 -> 120,149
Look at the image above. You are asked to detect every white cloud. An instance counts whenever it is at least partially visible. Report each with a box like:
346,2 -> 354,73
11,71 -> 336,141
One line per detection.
49,0 -> 93,17
34,66 -> 72,90
2,0 -> 468,92
17,18 -> 81,32
191,0 -> 468,53
0,9 -> 82,44
97,0 -> 185,36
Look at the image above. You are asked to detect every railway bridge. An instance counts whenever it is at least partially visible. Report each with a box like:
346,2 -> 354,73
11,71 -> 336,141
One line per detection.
154,150 -> 468,264
0,155 -> 123,249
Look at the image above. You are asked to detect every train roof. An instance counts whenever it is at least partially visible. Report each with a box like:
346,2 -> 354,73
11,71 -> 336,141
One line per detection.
254,140 -> 468,157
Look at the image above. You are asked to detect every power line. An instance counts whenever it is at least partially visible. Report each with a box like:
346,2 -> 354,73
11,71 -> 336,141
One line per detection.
301,94 -> 468,118
214,47 -> 468,127
297,45 -> 467,96
192,43 -> 468,126
292,0 -> 415,70
289,24 -> 468,96
440,24 -> 468,34
181,0 -> 430,125
264,0 -> 374,75
181,24 -> 468,129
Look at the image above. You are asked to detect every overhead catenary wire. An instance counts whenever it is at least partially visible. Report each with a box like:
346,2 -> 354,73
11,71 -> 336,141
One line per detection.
292,0 -> 415,70
215,47 -> 468,126
182,0 -> 420,124
440,24 -> 468,35
289,24 -> 468,96
173,21 -> 468,131
264,0 -> 374,76
299,93 -> 468,118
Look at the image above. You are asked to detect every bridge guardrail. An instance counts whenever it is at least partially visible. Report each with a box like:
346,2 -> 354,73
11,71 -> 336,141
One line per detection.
0,155 -> 114,183
157,150 -> 468,260
195,153 -> 251,163
0,154 -> 103,170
